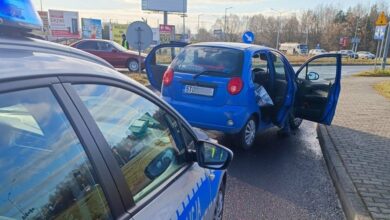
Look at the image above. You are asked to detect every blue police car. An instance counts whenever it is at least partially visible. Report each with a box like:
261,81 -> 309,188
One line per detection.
0,1 -> 232,219
146,42 -> 342,149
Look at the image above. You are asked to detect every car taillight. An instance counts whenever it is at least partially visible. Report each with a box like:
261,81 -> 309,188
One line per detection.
227,77 -> 243,95
163,68 -> 174,86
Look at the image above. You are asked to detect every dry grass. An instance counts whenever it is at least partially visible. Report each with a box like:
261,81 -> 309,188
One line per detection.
374,81 -> 390,100
355,69 -> 390,77
121,71 -> 150,85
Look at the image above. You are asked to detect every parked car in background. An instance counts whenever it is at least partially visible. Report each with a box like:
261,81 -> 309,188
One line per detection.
70,39 -> 146,72
279,42 -> 308,55
357,51 -> 375,59
145,42 -> 342,149
309,49 -> 327,55
339,50 -> 358,59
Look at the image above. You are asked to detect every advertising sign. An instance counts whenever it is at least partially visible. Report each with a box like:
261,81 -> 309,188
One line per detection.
142,0 -> 187,13
81,18 -> 102,39
38,11 -> 49,31
48,10 -> 80,38
159,24 -> 175,44
339,37 -> 348,47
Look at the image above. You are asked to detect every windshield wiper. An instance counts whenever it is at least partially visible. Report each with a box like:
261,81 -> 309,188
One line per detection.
192,70 -> 225,79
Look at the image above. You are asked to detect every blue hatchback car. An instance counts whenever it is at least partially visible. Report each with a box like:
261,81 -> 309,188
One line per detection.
146,42 -> 342,149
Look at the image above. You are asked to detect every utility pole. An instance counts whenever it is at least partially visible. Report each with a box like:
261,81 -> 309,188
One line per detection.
381,23 -> 390,70
224,7 -> 232,41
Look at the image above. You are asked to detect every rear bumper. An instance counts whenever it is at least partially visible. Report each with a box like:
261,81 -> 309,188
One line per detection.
164,97 -> 250,133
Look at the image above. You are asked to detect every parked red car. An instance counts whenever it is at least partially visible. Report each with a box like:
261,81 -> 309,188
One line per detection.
70,39 -> 145,72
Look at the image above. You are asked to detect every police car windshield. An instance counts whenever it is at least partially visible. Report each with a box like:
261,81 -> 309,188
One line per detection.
171,46 -> 244,77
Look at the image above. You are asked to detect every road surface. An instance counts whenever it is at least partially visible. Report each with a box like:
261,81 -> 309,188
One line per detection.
207,122 -> 345,220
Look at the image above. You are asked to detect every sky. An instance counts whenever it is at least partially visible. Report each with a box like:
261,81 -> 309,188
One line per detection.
31,0 -> 387,31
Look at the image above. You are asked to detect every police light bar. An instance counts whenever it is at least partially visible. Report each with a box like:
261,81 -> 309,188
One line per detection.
0,0 -> 43,30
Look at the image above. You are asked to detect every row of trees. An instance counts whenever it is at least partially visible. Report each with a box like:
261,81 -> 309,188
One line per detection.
194,2 -> 389,53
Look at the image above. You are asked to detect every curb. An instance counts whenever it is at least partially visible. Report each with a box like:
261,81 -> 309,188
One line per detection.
317,125 -> 372,220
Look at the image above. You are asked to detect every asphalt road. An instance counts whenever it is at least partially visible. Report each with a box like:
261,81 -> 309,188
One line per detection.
207,122 -> 345,220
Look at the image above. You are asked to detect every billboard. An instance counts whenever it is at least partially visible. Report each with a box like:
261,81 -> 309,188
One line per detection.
159,24 -> 175,43
141,0 -> 187,13
48,10 -> 80,38
82,18 -> 102,39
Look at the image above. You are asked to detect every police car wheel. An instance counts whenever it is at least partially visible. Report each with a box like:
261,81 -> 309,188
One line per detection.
213,183 -> 225,220
128,60 -> 139,72
237,117 -> 257,150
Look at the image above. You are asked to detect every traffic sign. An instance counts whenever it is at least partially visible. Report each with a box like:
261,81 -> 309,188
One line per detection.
126,21 -> 153,72
126,21 -> 153,51
376,11 -> 388,26
242,31 -> 254,44
374,26 -> 386,40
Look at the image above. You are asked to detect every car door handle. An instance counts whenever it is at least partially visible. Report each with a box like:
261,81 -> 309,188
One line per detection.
208,173 -> 215,181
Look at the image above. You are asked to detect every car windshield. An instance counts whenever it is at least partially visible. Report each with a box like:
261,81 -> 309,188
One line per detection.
111,41 -> 128,52
299,45 -> 308,49
171,46 -> 244,77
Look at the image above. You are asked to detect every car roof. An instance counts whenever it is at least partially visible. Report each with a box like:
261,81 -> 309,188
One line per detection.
190,42 -> 272,52
72,38 -> 115,45
0,36 -> 131,82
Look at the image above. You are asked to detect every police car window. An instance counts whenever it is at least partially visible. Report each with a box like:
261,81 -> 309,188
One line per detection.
72,84 -> 187,202
0,87 -> 112,220
77,41 -> 98,50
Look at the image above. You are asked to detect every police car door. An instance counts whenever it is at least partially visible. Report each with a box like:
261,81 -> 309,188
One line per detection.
131,123 -> 217,220
66,82 -> 214,220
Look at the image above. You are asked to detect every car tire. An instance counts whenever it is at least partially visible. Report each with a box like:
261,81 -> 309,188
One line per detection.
213,182 -> 225,220
127,59 -> 139,72
236,117 -> 257,150
289,112 -> 303,130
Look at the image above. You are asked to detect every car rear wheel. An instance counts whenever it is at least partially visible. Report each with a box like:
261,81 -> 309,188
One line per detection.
213,183 -> 225,220
236,117 -> 257,150
128,59 -> 139,72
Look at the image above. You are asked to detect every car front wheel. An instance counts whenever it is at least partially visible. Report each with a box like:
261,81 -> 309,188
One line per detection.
213,183 -> 225,220
128,59 -> 139,72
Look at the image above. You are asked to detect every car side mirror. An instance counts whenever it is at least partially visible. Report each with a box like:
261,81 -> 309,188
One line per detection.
195,140 -> 233,170
307,71 -> 320,81
112,48 -> 118,52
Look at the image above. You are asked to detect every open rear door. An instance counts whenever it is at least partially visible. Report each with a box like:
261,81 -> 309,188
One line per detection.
294,54 -> 342,125
145,42 -> 187,90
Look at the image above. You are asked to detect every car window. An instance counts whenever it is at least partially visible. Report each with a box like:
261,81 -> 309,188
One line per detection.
72,84 -> 188,202
300,57 -> 337,83
97,42 -> 113,52
77,41 -> 98,50
155,47 -> 183,66
0,87 -> 112,220
271,52 -> 287,81
171,46 -> 244,77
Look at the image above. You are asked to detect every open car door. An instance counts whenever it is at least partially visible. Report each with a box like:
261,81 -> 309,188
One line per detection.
145,42 -> 188,91
294,54 -> 342,125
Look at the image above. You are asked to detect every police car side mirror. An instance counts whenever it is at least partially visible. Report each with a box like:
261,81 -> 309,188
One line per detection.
195,140 -> 233,170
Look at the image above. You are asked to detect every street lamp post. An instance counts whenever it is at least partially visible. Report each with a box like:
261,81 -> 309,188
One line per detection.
352,17 -> 360,52
224,7 -> 232,41
271,8 -> 282,50
198,14 -> 204,33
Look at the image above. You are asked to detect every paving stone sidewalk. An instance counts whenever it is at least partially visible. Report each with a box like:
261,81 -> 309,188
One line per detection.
319,76 -> 390,220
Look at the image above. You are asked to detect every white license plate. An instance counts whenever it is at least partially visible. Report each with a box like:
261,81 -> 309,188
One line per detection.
184,85 -> 214,96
